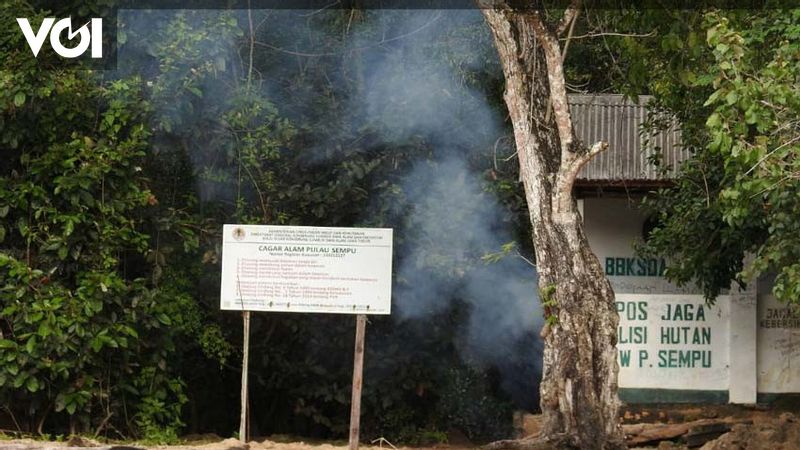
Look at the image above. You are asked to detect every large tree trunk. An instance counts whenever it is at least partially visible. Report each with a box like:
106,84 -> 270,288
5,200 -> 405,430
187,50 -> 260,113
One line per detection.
481,4 -> 625,449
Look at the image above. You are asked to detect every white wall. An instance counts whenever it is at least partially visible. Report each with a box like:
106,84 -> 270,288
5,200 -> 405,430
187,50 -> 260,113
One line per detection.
615,293 -> 730,391
582,197 -> 697,295
582,196 -> 800,401
583,197 -> 733,397
757,294 -> 800,393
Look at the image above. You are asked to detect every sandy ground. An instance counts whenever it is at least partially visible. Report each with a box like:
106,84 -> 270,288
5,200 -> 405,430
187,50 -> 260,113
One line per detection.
0,437 -> 463,450
2,404 -> 799,450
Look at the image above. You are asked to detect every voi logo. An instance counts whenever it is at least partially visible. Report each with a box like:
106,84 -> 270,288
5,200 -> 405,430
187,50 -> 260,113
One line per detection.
16,18 -> 103,58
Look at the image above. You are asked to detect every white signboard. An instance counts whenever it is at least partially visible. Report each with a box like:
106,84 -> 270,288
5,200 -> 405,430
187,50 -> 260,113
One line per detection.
616,293 -> 730,391
220,224 -> 393,314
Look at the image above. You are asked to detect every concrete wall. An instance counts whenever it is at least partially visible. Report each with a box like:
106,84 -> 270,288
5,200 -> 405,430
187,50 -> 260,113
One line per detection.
757,293 -> 800,394
580,197 -> 773,403
582,197 -> 697,295
614,293 -> 730,392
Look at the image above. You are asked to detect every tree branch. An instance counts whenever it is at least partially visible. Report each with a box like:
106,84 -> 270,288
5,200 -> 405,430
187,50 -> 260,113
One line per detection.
570,141 -> 608,180
556,0 -> 581,36
252,13 -> 442,58
555,141 -> 608,214
560,7 -> 580,62
528,11 -> 574,156
560,30 -> 656,41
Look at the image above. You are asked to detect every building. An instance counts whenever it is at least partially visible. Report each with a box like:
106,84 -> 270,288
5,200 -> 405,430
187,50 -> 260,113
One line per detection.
571,94 -> 798,404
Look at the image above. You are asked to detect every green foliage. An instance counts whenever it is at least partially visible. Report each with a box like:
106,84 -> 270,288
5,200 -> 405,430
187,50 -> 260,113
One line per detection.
538,284 -> 558,326
631,9 -> 800,304
1,5 -> 530,444
435,366 -> 514,443
0,64 -> 190,431
132,367 -> 187,444
0,2 -> 230,438
482,241 -> 518,264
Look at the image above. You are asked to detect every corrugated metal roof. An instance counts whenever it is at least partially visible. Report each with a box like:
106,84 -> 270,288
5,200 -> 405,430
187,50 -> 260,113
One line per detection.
569,94 -> 685,183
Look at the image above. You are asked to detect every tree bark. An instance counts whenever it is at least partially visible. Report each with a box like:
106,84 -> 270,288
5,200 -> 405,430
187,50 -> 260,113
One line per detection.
481,3 -> 625,449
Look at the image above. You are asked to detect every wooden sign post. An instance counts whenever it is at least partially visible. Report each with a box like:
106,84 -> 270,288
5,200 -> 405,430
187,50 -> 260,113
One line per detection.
239,310 -> 251,442
348,314 -> 367,450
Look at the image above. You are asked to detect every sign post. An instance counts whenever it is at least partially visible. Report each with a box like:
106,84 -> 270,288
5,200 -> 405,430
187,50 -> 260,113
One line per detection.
239,310 -> 250,442
348,314 -> 367,450
220,225 -> 393,447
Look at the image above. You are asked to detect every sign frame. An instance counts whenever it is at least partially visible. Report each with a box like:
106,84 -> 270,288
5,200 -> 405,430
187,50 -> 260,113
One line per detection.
220,224 -> 393,315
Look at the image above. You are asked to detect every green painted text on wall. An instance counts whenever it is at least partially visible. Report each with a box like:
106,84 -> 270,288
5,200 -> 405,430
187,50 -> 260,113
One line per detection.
605,257 -> 666,277
616,300 -> 715,370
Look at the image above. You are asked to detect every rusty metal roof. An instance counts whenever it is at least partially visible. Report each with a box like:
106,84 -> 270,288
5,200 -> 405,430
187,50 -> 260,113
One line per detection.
569,94 -> 684,183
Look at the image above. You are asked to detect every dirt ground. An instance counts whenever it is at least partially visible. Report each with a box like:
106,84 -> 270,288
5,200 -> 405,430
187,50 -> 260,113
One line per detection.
0,438 -> 448,450
1,403 -> 799,450
617,402 -> 800,449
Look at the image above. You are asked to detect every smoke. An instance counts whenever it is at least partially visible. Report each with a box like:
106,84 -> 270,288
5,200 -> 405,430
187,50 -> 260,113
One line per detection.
460,258 -> 543,410
116,7 -> 542,408
391,156 -> 542,408
339,10 -> 543,403
355,11 -> 500,150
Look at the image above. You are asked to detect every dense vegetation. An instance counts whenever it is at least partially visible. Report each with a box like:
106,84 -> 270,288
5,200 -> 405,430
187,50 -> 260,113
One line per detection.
1,1 -> 797,445
621,9 -> 800,303
1,2 -> 536,443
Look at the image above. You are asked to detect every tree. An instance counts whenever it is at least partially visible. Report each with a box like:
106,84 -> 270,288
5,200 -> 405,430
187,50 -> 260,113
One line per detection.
632,9 -> 800,305
480,2 -> 624,449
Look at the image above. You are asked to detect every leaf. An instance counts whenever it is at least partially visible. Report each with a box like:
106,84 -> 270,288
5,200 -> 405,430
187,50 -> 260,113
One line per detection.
187,86 -> 203,97
13,92 -> 25,107
37,321 -> 52,338
25,336 -> 36,354
744,106 -> 759,125
0,339 -> 16,349
91,336 -> 103,352
156,313 -> 172,326
706,112 -> 722,128
13,372 -> 26,388
123,326 -> 139,338
26,376 -> 39,392
725,90 -> 738,105
55,394 -> 66,412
